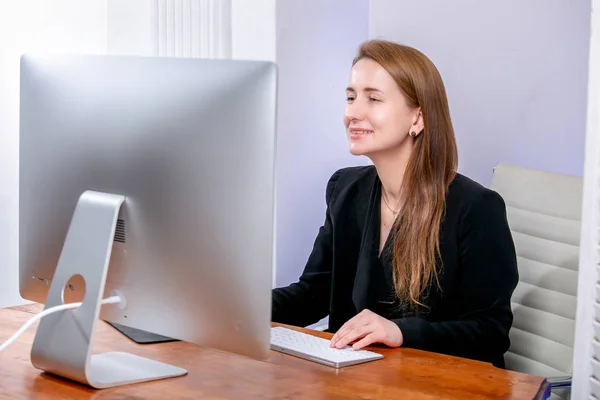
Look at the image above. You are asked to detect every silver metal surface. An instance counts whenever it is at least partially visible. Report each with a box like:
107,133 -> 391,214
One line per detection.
30,190 -> 186,388
19,54 -> 277,378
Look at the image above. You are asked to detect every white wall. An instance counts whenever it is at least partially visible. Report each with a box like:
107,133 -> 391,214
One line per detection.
370,0 -> 590,185
0,0 -> 108,307
106,0 -> 156,56
274,0 -> 370,287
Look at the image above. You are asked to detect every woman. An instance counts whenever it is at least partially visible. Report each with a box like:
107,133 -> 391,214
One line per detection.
271,39 -> 518,368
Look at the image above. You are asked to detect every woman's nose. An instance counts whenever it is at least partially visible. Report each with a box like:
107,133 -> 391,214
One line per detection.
345,99 -> 366,121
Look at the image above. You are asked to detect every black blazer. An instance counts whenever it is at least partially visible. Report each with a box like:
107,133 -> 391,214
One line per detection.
272,166 -> 519,368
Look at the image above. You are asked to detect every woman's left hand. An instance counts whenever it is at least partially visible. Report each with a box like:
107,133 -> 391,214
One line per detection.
329,309 -> 403,350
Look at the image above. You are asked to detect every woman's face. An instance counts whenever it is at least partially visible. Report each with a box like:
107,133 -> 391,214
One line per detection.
343,58 -> 422,158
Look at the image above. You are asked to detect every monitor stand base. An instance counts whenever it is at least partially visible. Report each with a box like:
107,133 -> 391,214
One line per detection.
30,190 -> 187,389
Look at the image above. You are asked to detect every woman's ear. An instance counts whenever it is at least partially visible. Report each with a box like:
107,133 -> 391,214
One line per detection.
410,109 -> 425,137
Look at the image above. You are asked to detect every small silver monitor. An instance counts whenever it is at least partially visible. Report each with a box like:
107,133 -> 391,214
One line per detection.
19,53 -> 277,386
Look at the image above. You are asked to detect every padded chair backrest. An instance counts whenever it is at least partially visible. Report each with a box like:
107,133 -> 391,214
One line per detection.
490,163 -> 583,380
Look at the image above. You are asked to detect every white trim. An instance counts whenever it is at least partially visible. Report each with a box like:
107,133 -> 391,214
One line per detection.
572,0 -> 600,397
156,0 -> 231,59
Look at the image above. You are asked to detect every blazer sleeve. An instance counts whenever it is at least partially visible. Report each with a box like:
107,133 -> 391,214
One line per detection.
271,169 -> 341,327
392,189 -> 518,364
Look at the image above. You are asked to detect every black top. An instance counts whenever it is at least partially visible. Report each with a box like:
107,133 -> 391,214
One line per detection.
272,166 -> 519,368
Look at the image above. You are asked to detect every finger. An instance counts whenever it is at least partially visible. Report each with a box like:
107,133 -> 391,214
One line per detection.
334,324 -> 374,349
330,310 -> 375,345
330,317 -> 366,347
330,320 -> 356,346
352,333 -> 377,350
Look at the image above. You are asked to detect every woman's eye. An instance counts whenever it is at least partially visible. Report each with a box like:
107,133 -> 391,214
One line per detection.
369,97 -> 381,102
346,97 -> 355,102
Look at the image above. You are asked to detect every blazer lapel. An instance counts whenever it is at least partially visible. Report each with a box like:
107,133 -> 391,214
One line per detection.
352,174 -> 380,312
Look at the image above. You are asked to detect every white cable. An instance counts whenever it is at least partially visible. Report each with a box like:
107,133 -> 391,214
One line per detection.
0,295 -> 121,353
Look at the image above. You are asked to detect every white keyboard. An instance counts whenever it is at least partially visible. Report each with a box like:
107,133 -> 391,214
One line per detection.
270,326 -> 384,368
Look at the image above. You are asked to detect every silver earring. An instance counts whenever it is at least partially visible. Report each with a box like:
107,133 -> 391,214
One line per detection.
410,131 -> 417,137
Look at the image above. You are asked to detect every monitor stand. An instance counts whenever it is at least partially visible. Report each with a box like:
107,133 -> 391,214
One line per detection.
30,190 -> 187,389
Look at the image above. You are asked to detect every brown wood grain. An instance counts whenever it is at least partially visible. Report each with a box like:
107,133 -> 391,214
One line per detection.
0,304 -> 548,399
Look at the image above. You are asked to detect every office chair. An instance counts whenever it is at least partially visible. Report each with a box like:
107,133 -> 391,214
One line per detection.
490,163 -> 583,400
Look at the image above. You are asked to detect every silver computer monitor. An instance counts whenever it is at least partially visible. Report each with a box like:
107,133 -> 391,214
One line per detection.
19,53 -> 277,388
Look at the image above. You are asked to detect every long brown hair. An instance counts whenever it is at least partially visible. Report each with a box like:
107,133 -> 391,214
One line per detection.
353,40 -> 458,308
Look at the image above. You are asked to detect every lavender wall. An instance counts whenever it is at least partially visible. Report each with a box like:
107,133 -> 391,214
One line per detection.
275,0 -> 370,287
370,0 -> 590,185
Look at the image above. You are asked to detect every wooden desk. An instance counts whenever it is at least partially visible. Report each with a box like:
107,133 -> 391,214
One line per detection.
0,304 -> 548,399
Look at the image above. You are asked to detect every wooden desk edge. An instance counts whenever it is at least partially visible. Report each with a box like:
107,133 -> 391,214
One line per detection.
6,304 -> 550,399
535,380 -> 550,400
273,322 -> 550,399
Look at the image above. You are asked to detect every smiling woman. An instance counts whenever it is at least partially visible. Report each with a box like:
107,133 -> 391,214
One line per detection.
271,39 -> 519,369
343,41 -> 458,312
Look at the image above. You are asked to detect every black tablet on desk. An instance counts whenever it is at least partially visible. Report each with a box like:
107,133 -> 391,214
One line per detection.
106,321 -> 180,345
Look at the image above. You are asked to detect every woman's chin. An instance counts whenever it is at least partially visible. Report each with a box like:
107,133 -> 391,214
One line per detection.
349,143 -> 369,156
